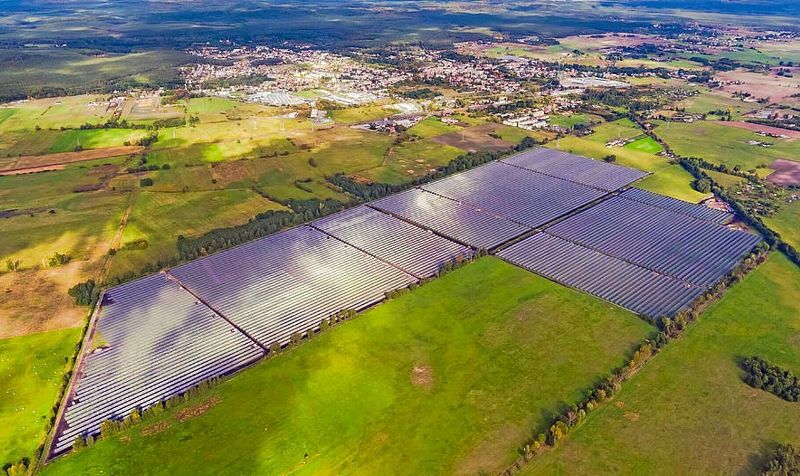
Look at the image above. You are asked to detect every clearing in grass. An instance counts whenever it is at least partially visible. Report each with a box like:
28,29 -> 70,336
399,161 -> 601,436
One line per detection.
42,258 -> 652,476
524,253 -> 800,475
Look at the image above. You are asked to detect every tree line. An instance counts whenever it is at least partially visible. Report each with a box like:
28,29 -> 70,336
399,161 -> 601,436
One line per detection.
328,136 -> 539,201
501,245 -> 769,475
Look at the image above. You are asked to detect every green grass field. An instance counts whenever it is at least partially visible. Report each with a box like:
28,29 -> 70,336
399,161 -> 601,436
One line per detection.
407,116 -> 460,138
0,328 -> 82,466
704,169 -> 747,189
43,258 -> 652,475
624,136 -> 663,154
586,118 -> 642,144
764,200 -> 800,250
653,120 -> 800,172
524,253 -> 800,475
672,90 -> 760,119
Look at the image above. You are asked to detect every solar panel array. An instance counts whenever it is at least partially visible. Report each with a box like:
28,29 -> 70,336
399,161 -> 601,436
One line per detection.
168,226 -> 417,347
54,274 -> 263,454
420,161 -> 607,228
546,196 -> 760,287
370,188 -> 530,249
497,233 -> 704,317
501,147 -> 649,191
55,147 -> 756,455
312,205 -> 472,278
621,188 -> 733,224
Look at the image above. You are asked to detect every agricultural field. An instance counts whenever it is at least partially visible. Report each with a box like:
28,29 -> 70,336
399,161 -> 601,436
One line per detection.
652,120 -> 800,172
764,200 -> 800,250
407,116 -> 460,138
715,69 -> 800,107
0,328 -> 82,465
524,253 -> 800,475
42,257 -> 653,475
669,90 -> 761,119
108,190 -> 285,279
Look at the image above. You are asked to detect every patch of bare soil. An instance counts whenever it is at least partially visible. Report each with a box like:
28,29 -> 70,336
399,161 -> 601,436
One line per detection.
0,146 -> 143,173
175,395 -> 222,422
0,264 -> 88,338
623,411 -> 640,422
767,159 -> 800,186
410,365 -> 434,388
140,420 -> 170,437
432,123 -> 514,152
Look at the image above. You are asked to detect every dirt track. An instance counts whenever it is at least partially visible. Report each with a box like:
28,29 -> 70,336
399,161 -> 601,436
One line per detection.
0,146 -> 142,175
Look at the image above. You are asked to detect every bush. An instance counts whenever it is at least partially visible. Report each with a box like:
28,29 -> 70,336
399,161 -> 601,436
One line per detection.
68,280 -> 99,306
47,252 -> 70,267
762,444 -> 800,475
140,178 -> 154,187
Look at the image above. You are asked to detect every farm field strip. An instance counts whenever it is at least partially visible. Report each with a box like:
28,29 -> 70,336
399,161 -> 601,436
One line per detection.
311,205 -> 472,279
497,233 -> 703,317
53,274 -> 264,455
546,196 -> 761,287
501,148 -> 649,192
419,161 -> 608,229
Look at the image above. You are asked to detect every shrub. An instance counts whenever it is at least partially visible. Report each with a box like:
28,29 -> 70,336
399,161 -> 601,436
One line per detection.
140,178 -> 154,187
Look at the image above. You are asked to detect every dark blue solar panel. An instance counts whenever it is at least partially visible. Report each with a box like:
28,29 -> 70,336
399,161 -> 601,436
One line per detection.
497,233 -> 703,317
501,147 -> 648,191
54,274 -> 262,454
622,188 -> 733,224
312,205 -> 472,278
168,226 -> 416,347
420,161 -> 607,228
546,196 -> 761,287
369,188 -> 530,249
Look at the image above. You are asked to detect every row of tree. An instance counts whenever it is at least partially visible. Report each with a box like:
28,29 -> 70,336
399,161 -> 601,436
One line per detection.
501,246 -> 769,475
328,136 -> 540,201
740,356 -> 800,402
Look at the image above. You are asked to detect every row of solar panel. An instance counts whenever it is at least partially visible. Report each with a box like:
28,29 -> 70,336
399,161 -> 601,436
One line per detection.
53,274 -> 264,454
498,191 -> 759,317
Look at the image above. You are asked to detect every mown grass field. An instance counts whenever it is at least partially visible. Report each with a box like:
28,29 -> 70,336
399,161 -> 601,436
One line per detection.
0,328 -> 82,466
524,253 -> 800,475
653,120 -> 800,172
42,258 -> 653,476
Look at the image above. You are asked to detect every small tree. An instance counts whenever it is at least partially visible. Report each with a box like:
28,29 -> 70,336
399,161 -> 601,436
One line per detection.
72,435 -> 86,451
5,258 -> 20,272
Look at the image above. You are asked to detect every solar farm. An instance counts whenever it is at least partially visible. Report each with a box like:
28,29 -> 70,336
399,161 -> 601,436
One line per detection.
53,148 -> 761,454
